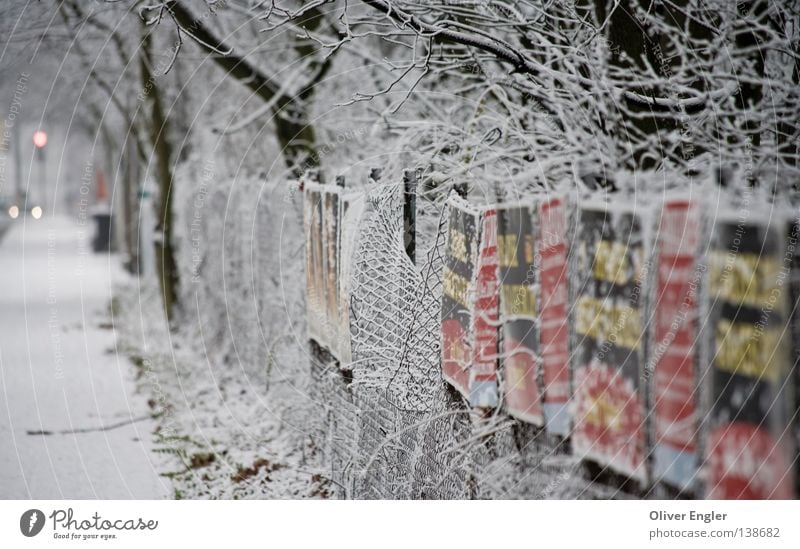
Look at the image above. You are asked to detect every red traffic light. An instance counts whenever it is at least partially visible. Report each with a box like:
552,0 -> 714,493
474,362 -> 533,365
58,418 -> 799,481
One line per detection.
32,130 -> 48,148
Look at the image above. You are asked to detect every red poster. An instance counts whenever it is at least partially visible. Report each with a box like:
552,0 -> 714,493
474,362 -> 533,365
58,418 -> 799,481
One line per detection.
442,319 -> 470,395
538,197 -> 570,436
652,199 -> 701,492
707,423 -> 794,499
502,335 -> 541,422
574,363 -> 644,473
470,209 -> 499,408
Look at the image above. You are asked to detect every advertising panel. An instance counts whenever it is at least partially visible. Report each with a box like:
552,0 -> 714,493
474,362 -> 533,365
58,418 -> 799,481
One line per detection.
651,199 -> 702,492
572,205 -> 647,483
704,217 -> 794,499
470,209 -> 500,408
442,197 -> 481,397
538,197 -> 571,436
497,204 -> 542,423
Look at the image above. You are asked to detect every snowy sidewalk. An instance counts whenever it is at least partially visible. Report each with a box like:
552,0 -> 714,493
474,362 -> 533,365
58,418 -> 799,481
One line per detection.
0,215 -> 169,498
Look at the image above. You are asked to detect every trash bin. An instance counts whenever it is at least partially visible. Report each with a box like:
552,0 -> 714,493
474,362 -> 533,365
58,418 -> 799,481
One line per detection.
92,210 -> 112,253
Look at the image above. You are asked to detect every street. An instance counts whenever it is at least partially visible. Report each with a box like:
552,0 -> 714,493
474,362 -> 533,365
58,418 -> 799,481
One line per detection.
0,215 -> 168,498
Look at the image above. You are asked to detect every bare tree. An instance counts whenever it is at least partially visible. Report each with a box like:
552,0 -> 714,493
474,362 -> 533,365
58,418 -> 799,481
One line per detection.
256,0 -> 800,194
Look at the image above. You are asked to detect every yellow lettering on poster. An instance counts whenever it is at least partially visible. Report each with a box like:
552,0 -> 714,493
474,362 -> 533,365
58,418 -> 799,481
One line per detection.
448,229 -> 468,263
584,393 -> 622,433
501,284 -> 536,317
506,357 -> 527,391
588,240 -> 645,286
714,318 -> 782,381
575,295 -> 642,351
498,234 -> 519,268
443,267 -> 470,309
708,251 -> 783,310
447,336 -> 467,366
593,240 -> 630,285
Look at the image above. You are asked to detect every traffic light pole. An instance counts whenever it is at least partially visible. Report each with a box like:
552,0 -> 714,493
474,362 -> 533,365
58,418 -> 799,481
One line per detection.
36,145 -> 46,213
13,125 -> 22,205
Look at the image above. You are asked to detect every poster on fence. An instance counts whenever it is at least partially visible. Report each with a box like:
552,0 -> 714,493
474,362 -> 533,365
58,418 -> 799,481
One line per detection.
441,196 -> 480,398
572,203 -> 647,484
704,215 -> 795,499
304,185 -> 326,344
651,198 -> 702,493
538,196 -> 570,436
322,189 -> 341,349
470,208 -> 499,408
497,204 -> 542,423
788,220 -> 800,497
333,191 -> 366,365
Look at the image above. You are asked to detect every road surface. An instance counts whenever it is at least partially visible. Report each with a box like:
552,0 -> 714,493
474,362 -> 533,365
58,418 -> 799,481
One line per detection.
0,215 -> 169,498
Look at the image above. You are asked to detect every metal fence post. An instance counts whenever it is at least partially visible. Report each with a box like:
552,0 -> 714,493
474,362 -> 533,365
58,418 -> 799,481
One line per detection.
403,169 -> 418,263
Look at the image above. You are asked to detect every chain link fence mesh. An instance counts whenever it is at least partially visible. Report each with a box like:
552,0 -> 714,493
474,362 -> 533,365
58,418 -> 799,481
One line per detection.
166,161 -> 798,500
305,181 -> 621,499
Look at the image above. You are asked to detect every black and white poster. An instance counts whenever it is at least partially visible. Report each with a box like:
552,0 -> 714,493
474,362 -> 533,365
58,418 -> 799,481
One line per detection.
497,204 -> 543,424
704,216 -> 795,499
572,203 -> 647,484
442,195 -> 481,398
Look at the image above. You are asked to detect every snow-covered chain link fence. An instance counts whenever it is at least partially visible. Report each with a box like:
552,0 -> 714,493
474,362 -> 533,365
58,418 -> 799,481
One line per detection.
306,179 -> 618,499
167,162 -> 797,500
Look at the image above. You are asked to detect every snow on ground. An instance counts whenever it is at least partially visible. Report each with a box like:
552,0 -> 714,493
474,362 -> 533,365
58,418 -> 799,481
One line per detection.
0,215 -> 169,499
0,202 -> 328,500
113,279 -> 330,499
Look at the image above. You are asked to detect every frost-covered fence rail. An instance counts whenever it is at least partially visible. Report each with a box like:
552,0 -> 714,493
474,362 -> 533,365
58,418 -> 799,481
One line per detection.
301,174 -> 800,500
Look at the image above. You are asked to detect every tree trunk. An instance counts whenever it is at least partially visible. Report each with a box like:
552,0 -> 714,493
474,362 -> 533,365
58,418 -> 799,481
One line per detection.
123,125 -> 141,274
167,0 -> 324,176
140,23 -> 180,322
